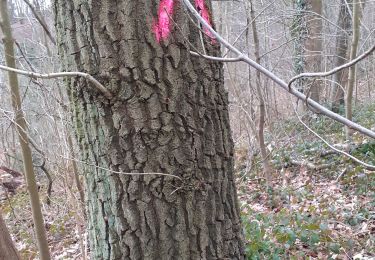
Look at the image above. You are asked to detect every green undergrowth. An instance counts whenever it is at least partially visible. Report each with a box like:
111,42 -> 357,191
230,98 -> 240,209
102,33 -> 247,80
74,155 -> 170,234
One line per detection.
237,103 -> 375,259
242,207 -> 342,259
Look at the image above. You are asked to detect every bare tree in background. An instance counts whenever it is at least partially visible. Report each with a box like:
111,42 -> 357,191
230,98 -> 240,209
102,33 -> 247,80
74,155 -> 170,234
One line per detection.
291,0 -> 323,103
330,0 -> 352,112
346,0 -> 362,139
248,0 -> 272,185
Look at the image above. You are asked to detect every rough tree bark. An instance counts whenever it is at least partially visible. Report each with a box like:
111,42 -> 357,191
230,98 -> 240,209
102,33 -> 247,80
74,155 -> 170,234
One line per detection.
54,0 -> 245,259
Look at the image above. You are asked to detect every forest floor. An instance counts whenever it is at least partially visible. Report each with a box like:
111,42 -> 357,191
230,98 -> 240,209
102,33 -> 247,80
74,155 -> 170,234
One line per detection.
0,104 -> 374,259
236,103 -> 375,259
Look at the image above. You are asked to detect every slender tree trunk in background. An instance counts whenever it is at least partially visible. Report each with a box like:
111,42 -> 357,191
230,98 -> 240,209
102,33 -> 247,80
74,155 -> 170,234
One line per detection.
0,209 -> 21,260
291,0 -> 323,104
245,13 -> 254,120
345,0 -> 361,140
248,0 -> 272,186
0,1 -> 51,259
67,133 -> 86,210
291,0 -> 307,95
330,0 -> 352,112
305,0 -> 322,102
54,0 -> 245,259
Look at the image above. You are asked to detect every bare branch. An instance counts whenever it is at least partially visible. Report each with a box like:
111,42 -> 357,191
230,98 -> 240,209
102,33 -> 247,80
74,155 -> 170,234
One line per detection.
0,65 -> 113,99
190,51 -> 241,62
294,107 -> 375,171
288,43 -> 375,90
181,0 -> 375,139
290,159 -> 334,171
56,154 -> 182,180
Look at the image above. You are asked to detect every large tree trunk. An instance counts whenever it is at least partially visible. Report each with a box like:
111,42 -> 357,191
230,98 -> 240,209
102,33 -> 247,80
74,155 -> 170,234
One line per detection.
54,0 -> 245,259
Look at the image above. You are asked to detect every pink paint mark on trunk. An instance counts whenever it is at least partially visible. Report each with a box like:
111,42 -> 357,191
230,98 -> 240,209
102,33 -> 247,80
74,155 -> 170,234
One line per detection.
153,0 -> 175,42
194,0 -> 216,42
